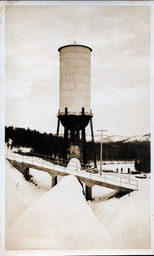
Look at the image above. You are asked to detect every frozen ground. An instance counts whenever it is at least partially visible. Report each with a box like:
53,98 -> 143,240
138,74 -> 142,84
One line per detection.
5,156 -> 151,250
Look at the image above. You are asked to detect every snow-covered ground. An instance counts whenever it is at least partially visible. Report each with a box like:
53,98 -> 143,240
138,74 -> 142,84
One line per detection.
89,179 -> 151,249
5,161 -> 49,231
97,161 -> 135,173
5,155 -> 151,251
12,147 -> 32,153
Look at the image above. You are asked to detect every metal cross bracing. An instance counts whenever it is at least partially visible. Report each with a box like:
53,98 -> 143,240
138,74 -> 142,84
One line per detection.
6,150 -> 138,194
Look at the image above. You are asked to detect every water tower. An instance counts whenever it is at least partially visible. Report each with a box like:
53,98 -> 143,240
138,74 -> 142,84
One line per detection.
56,43 -> 96,167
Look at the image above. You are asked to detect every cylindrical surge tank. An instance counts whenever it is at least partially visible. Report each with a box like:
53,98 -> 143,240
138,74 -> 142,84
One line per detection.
58,44 -> 92,114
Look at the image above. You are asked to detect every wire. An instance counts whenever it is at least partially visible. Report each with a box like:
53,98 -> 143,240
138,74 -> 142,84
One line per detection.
6,27 -> 91,77
6,63 -> 55,97
5,20 -> 95,102
6,63 -> 91,100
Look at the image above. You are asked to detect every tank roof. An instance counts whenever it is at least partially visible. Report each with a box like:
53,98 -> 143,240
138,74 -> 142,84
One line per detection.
58,44 -> 92,52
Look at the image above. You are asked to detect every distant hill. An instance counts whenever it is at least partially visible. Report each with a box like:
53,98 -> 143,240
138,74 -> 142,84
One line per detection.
86,133 -> 150,143
123,134 -> 150,143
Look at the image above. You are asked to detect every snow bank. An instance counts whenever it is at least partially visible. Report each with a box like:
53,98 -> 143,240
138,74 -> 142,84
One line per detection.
5,160 -> 48,230
12,147 -> 32,153
92,185 -> 116,202
6,175 -> 118,250
29,168 -> 51,190
89,178 -> 151,249
5,157 -> 151,250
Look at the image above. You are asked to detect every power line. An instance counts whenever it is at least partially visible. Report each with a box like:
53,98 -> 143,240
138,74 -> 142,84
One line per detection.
5,20 -> 96,102
6,16 -> 92,72
6,30 -> 91,100
6,63 -> 55,98
6,28 -> 90,77
6,63 -> 90,100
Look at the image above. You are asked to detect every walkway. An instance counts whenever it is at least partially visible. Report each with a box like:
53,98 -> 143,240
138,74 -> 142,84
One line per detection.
6,150 -> 138,200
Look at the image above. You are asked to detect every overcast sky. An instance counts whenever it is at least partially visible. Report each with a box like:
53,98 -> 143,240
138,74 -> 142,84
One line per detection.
5,2 -> 151,137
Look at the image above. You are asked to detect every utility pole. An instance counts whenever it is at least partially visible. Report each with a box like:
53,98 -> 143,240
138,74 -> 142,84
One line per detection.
97,129 -> 108,175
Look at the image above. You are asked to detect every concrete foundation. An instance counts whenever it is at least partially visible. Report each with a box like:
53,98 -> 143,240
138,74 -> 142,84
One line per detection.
85,185 -> 92,200
52,176 -> 57,187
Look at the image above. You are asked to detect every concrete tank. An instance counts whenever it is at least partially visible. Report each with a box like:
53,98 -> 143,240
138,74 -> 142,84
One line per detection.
58,44 -> 92,114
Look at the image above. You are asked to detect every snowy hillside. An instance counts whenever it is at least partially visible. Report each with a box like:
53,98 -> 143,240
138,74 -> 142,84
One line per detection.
124,133 -> 151,143
5,158 -> 151,250
86,133 -> 150,143
97,135 -> 129,143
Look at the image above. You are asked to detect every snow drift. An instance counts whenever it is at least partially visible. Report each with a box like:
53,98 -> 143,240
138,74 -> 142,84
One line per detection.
5,158 -> 151,250
6,174 -> 118,250
89,178 -> 151,249
5,160 -> 48,230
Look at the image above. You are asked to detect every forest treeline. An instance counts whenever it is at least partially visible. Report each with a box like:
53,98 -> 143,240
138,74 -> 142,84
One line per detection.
5,126 -> 150,172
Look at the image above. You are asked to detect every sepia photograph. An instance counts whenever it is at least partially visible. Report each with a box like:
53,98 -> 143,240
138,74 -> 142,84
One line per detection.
0,0 -> 154,255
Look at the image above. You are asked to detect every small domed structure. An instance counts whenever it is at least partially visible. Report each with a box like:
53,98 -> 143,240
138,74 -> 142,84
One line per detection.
67,158 -> 81,171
